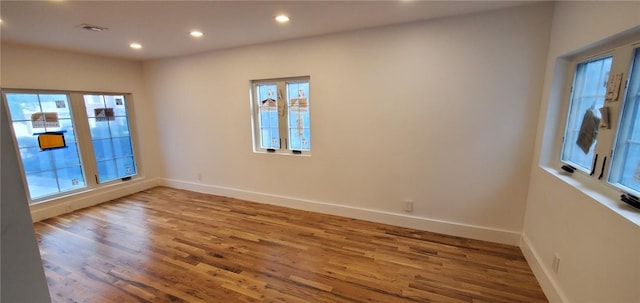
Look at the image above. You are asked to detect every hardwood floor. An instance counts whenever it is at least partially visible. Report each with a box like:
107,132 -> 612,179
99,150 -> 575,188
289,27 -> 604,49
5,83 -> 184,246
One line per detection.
35,187 -> 547,303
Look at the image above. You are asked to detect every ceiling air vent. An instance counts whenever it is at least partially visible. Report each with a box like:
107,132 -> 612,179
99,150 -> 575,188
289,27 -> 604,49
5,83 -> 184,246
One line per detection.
79,24 -> 108,32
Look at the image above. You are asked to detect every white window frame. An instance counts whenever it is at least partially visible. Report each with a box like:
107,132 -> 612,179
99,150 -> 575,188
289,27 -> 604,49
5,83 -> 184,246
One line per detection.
559,38 -> 640,199
1,89 -> 141,204
609,45 -> 640,197
560,54 -> 614,173
250,76 -> 311,156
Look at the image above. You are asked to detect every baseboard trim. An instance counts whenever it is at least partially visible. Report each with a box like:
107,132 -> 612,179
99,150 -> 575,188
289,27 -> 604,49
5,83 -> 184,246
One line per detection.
30,177 -> 161,222
520,233 -> 569,303
160,178 -> 522,246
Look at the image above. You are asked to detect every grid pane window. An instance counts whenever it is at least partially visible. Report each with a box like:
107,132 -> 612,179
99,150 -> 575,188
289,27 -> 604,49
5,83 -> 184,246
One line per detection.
252,77 -> 311,155
3,90 -> 140,203
287,81 -> 311,151
4,93 -> 85,199
561,56 -> 612,171
84,95 -> 137,183
256,83 -> 280,149
610,48 -> 640,194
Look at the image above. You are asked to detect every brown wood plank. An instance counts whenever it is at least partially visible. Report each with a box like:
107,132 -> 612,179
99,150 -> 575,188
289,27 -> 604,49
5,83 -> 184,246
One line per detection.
35,186 -> 547,303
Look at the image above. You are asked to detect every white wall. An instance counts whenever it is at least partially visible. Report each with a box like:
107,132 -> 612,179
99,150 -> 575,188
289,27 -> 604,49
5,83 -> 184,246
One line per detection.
145,3 -> 553,245
3,2 -> 638,301
0,43 -> 162,220
522,1 -> 640,303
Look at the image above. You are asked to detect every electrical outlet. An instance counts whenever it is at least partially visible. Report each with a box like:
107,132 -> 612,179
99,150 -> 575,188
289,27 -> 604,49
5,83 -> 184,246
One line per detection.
197,173 -> 202,181
552,254 -> 561,274
403,200 -> 414,212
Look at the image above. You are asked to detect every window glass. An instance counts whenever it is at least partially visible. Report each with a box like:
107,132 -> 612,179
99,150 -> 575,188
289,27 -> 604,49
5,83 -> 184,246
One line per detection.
251,77 -> 311,155
5,93 -> 85,199
256,84 -> 280,149
561,56 -> 613,171
610,48 -> 640,194
287,81 -> 311,151
83,95 -> 137,183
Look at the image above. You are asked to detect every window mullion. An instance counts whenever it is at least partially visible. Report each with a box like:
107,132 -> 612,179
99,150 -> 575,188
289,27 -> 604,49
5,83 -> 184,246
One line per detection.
252,84 -> 262,151
69,92 -> 98,187
277,81 -> 288,150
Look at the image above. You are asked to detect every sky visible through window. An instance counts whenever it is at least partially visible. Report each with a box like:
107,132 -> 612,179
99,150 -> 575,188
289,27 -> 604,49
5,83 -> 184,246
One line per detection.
5,93 -> 85,199
4,92 -> 138,201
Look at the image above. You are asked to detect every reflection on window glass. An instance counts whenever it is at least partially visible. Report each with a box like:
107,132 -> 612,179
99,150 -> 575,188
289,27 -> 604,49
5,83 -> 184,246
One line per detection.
257,84 -> 280,149
610,49 -> 640,194
251,76 -> 311,155
5,93 -> 85,199
84,95 -> 137,183
287,81 -> 311,151
561,56 -> 612,171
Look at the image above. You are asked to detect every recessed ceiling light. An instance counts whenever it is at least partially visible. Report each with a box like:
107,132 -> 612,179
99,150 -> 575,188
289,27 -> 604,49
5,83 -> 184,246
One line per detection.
190,31 -> 204,38
129,43 -> 142,50
275,15 -> 290,23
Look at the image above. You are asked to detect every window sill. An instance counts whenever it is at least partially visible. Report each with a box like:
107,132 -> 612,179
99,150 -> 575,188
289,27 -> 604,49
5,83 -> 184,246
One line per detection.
542,166 -> 640,227
253,150 -> 311,157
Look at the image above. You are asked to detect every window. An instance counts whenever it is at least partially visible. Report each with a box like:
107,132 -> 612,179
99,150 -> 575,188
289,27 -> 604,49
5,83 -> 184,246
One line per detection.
560,41 -> 640,197
84,95 -> 137,182
4,93 -> 85,199
251,76 -> 311,155
561,56 -> 613,172
2,90 -> 139,203
610,48 -> 640,194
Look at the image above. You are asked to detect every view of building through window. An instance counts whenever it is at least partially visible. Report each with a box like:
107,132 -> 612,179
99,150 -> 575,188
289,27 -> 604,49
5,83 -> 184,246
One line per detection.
84,95 -> 137,183
610,48 -> 640,194
3,91 -> 138,202
561,43 -> 640,197
5,93 -> 85,199
252,77 -> 311,155
561,56 -> 612,172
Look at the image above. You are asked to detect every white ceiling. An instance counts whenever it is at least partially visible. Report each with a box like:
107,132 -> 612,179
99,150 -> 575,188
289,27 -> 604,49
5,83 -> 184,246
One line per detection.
0,1 -> 536,61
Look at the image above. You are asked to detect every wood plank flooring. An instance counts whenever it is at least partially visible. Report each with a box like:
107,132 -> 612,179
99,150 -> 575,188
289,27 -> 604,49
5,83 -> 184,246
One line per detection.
35,187 -> 547,303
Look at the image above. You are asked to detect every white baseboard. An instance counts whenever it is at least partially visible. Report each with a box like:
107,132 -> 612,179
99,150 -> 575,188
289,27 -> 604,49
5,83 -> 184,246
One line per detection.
520,234 -> 568,303
30,177 -> 161,222
160,178 -> 522,246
